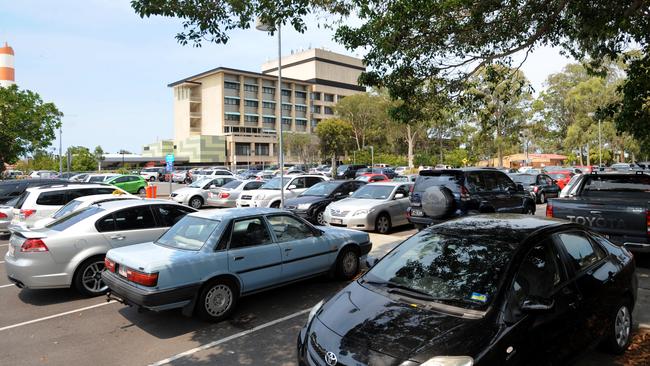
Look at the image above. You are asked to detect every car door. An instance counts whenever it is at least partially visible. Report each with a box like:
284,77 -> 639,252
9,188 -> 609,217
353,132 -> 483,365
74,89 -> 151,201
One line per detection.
496,172 -> 523,212
111,176 -> 130,192
287,177 -> 307,198
97,205 -> 165,248
388,184 -> 411,225
544,175 -> 561,198
266,214 -> 332,279
226,216 -> 283,292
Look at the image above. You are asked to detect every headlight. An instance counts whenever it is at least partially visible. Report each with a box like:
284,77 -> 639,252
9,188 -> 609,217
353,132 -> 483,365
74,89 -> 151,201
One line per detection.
307,300 -> 324,325
255,193 -> 266,200
297,203 -> 312,210
421,356 -> 474,366
353,208 -> 375,216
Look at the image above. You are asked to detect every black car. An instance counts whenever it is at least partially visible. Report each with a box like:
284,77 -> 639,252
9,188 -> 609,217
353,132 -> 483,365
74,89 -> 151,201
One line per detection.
509,173 -> 561,203
298,215 -> 637,366
335,164 -> 368,180
0,179 -> 69,204
407,168 -> 535,230
284,180 -> 366,225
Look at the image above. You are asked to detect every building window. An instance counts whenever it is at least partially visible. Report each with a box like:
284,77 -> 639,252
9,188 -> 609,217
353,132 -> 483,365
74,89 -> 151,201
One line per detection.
281,104 -> 292,111
244,115 -> 259,123
324,106 -> 334,115
244,84 -> 258,92
225,113 -> 240,121
224,81 -> 239,90
262,87 -> 275,95
311,119 -> 321,127
235,143 -> 251,156
311,92 -> 321,101
244,100 -> 259,107
295,105 -> 307,112
262,101 -> 275,109
255,143 -> 270,156
338,95 -> 346,101
282,118 -> 292,125
263,116 -> 276,123
311,105 -> 321,113
296,119 -> 307,127
324,93 -> 335,102
224,98 -> 239,105
281,89 -> 291,97
295,91 -> 307,99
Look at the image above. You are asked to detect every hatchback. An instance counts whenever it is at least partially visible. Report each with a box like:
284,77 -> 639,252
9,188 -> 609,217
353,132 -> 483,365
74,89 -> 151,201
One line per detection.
106,175 -> 147,195
298,215 -> 637,366
509,173 -> 561,203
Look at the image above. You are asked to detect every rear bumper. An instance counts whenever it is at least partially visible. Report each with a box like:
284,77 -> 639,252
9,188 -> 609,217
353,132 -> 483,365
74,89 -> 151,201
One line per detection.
206,198 -> 236,208
4,254 -> 71,289
102,271 -> 200,311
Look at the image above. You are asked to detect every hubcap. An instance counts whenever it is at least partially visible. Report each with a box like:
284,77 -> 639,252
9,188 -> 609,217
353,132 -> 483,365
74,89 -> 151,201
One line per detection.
82,261 -> 107,293
191,198 -> 202,208
615,306 -> 631,347
317,211 -> 326,225
341,251 -> 358,277
377,216 -> 389,233
540,193 -> 545,203
205,284 -> 233,317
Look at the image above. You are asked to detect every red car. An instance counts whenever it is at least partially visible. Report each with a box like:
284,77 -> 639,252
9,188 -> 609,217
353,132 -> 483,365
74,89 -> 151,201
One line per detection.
355,173 -> 390,183
548,171 -> 574,189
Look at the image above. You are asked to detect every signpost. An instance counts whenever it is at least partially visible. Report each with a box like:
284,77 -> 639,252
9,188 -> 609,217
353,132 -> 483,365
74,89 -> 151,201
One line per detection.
165,154 -> 174,196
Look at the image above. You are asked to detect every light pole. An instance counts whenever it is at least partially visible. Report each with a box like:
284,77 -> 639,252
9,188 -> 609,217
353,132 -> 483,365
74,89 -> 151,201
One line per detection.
598,118 -> 602,167
58,126 -> 63,175
369,146 -> 374,168
256,19 -> 285,208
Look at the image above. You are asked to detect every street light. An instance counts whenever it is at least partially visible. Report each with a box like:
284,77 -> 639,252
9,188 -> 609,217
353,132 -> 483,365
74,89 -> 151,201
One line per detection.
256,18 -> 285,208
58,126 -> 63,175
369,146 -> 374,168
588,112 -> 602,167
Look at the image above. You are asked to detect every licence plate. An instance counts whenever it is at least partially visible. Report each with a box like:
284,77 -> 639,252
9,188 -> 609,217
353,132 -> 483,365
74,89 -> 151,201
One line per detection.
118,265 -> 128,277
7,245 -> 14,257
331,218 -> 343,225
411,208 -> 424,217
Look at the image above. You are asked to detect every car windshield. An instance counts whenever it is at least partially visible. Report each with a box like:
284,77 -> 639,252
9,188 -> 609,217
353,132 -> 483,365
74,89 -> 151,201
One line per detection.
4,196 -> 19,207
88,176 -> 105,182
549,173 -> 567,180
364,230 -> 515,311
46,206 -> 104,231
510,175 -> 536,184
0,184 -> 18,196
189,178 -> 212,188
156,215 -> 220,251
52,199 -> 83,219
261,177 -> 291,190
414,171 -> 462,191
221,180 -> 242,189
337,165 -> 349,173
351,185 -> 394,199
301,181 -> 340,197
356,176 -> 372,182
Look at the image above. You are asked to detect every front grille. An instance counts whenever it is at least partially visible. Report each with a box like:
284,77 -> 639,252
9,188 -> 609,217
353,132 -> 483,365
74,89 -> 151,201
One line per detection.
330,209 -> 349,217
241,195 -> 252,200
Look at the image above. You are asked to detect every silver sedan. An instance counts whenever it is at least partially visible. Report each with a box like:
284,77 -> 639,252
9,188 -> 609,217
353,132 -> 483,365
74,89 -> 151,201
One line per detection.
4,200 -> 196,296
206,179 -> 265,208
323,182 -> 413,234
170,176 -> 236,208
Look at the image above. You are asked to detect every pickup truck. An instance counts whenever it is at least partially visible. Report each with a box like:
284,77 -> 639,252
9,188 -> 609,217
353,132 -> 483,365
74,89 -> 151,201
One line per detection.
547,172 -> 650,253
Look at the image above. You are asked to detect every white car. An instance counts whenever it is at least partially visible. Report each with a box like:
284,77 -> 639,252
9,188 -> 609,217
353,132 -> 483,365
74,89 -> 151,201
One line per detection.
31,193 -> 137,229
29,170 -> 57,179
170,176 -> 236,208
236,175 -> 328,208
191,169 -> 234,182
140,167 -> 165,182
84,174 -> 120,183
11,184 -> 128,229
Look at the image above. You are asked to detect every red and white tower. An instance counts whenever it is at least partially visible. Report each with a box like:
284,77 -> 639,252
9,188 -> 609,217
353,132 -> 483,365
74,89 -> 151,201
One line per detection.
0,42 -> 15,87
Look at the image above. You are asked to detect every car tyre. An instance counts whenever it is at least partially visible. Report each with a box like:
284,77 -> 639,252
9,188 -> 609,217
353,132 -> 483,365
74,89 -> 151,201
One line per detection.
270,201 -> 281,208
189,196 -> 203,209
334,247 -> 359,280
137,187 -> 146,195
196,278 -> 239,322
148,176 -> 155,182
315,208 -> 326,226
73,256 -> 108,297
538,192 -> 546,204
375,213 -> 391,234
523,203 -> 535,215
601,300 -> 633,354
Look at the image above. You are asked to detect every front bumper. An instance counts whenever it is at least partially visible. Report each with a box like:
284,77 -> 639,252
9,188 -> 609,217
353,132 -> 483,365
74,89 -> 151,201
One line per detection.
170,195 -> 189,205
323,212 -> 374,231
102,271 -> 200,311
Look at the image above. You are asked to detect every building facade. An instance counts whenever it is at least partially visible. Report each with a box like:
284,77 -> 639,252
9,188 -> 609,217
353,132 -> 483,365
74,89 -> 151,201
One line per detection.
146,48 -> 365,166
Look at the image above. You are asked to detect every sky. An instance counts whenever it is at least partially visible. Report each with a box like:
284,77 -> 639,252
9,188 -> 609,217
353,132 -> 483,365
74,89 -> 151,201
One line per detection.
1,0 -> 573,155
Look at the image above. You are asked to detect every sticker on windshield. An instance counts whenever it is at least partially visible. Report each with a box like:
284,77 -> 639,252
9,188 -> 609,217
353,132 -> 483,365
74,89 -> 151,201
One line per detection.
470,292 -> 488,303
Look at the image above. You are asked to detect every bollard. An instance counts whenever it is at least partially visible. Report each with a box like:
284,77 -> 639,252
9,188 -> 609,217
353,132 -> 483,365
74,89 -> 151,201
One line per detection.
152,185 -> 158,198
145,185 -> 153,199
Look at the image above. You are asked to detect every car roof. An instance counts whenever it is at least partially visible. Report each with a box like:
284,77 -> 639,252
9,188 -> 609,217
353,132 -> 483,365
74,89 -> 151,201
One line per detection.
430,214 -> 571,245
190,207 -> 282,220
362,181 -> 411,187
91,198 -> 175,211
26,184 -> 110,192
71,194 -> 135,203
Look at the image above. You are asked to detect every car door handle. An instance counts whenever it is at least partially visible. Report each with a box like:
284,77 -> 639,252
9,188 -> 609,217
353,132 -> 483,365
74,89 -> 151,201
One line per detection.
234,256 -> 245,261
110,235 -> 125,241
284,247 -> 292,252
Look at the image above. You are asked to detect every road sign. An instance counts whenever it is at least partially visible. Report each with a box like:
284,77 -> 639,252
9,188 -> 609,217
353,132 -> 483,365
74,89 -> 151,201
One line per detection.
165,154 -> 174,163
165,161 -> 173,173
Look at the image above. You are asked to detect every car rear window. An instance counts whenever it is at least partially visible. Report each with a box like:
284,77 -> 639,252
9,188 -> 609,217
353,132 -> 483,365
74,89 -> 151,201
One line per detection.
414,170 -> 463,192
221,180 -> 242,189
510,174 -> 536,184
36,191 -> 67,206
583,175 -> 650,192
47,206 -> 104,231
0,184 -> 20,196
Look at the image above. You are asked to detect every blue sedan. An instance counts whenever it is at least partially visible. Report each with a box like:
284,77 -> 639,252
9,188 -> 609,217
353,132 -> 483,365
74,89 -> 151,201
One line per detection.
102,208 -> 372,321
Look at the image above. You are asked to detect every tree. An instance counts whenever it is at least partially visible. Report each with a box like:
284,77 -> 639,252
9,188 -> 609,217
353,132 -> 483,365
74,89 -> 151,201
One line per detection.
93,146 -> 105,171
66,146 -> 97,172
315,119 -> 354,173
283,132 -> 319,166
334,92 -> 389,150
0,85 -> 63,173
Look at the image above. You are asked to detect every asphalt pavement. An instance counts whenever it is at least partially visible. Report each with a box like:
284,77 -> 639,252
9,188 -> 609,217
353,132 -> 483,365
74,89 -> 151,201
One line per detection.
0,204 -> 648,366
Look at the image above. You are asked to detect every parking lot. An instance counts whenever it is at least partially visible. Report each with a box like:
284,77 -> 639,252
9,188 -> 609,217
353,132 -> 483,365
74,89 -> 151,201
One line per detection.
0,203 -> 649,366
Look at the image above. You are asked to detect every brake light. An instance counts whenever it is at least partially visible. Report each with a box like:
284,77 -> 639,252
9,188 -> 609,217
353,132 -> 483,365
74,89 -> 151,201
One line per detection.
220,192 -> 230,199
0,212 -> 7,219
546,203 -> 554,217
533,186 -> 539,193
20,238 -> 48,252
104,257 -> 116,273
126,268 -> 158,287
460,186 -> 470,201
20,209 -> 36,218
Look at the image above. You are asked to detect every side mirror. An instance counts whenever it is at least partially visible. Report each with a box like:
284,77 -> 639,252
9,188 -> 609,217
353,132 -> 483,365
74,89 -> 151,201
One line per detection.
394,193 -> 405,199
348,191 -> 353,195
333,192 -> 343,197
517,184 -> 524,191
209,184 -> 217,189
521,298 -> 554,313
288,184 -> 297,190
365,256 -> 379,268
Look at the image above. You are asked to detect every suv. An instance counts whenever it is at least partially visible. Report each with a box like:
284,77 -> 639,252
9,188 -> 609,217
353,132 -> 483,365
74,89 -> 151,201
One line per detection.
0,179 -> 68,204
407,168 -> 536,230
237,175 -> 327,208
11,184 -> 128,229
336,164 -> 368,179
139,167 -> 165,182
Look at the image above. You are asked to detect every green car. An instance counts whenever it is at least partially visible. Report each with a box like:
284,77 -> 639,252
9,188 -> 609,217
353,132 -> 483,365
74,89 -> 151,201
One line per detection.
106,175 -> 147,195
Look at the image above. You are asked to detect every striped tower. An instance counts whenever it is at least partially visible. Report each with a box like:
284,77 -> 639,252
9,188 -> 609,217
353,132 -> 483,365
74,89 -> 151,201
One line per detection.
0,42 -> 15,88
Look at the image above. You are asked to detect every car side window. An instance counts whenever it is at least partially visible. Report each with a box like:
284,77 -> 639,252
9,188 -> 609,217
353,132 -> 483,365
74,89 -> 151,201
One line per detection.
556,232 -> 607,271
466,172 -> 484,193
229,217 -> 272,249
36,191 -> 67,206
155,205 -> 192,227
481,172 -> 499,192
244,182 -> 263,190
510,241 -> 562,310
267,215 -> 314,242
113,206 -> 156,231
96,214 -> 116,232
291,177 -> 306,189
305,177 -> 323,187
113,176 -> 129,183
545,176 -> 553,186
395,185 -> 410,198
496,173 -> 516,191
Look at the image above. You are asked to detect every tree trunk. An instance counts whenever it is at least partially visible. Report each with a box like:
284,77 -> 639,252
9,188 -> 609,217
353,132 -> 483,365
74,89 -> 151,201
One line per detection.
331,156 -> 337,179
586,144 -> 590,166
497,143 -> 503,168
579,147 -> 584,166
439,129 -> 443,164
407,124 -> 415,168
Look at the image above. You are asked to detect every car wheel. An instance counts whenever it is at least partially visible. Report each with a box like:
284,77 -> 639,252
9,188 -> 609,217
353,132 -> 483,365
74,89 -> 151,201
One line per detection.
189,196 -> 203,209
196,278 -> 239,322
523,203 -> 535,215
270,201 -> 281,208
538,192 -> 546,204
375,214 -> 391,234
334,247 -> 359,280
315,209 -> 326,226
73,257 -> 108,297
149,176 -> 155,182
602,301 -> 633,354
137,187 -> 145,195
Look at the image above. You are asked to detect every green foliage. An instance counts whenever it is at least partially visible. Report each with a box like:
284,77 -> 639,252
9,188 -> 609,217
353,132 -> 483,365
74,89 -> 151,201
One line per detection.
66,146 -> 97,172
283,132 -> 319,166
345,150 -> 406,167
0,85 -> 63,172
444,148 -> 473,168
335,92 -> 392,150
315,119 -> 354,159
14,150 -> 59,172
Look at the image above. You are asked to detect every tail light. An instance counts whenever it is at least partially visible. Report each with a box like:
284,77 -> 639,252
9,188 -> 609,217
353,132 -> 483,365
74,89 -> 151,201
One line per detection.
20,209 -> 36,218
460,186 -> 471,201
646,209 -> 650,239
0,212 -> 7,219
220,192 -> 230,199
546,203 -> 554,217
104,257 -> 116,273
533,186 -> 539,193
126,268 -> 158,287
20,238 -> 48,252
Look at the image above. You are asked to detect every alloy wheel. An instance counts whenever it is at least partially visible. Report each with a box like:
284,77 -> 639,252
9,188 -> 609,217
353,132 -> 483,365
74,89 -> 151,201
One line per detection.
341,251 -> 358,277
316,210 -> 326,226
376,216 -> 390,234
204,284 -> 233,317
190,197 -> 202,209
615,305 -> 631,348
81,261 -> 107,294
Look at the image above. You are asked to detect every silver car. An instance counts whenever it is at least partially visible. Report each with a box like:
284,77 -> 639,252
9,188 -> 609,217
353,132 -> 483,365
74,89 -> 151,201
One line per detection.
206,179 -> 265,208
4,200 -> 196,296
31,194 -> 138,229
323,182 -> 414,234
0,202 -> 16,235
170,176 -> 237,208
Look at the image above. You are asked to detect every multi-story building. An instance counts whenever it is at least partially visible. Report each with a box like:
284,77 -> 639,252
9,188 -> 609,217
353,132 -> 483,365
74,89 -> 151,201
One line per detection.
144,48 -> 365,167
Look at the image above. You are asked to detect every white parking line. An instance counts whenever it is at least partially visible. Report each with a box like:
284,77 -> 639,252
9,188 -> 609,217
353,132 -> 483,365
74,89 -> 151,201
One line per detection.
0,284 -> 15,289
0,301 -> 117,332
0,260 -> 4,264
0,244 -> 8,247
150,308 -> 311,366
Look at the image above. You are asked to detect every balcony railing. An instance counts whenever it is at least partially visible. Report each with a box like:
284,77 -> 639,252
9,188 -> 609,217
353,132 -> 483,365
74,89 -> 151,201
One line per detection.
190,112 -> 201,118
189,96 -> 201,102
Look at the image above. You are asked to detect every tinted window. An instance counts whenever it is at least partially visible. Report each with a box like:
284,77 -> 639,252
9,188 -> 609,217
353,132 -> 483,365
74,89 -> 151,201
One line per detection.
395,185 -> 410,198
466,172 -> 486,192
113,206 -> 156,231
229,218 -> 272,249
511,241 -> 562,308
267,215 -> 314,242
155,205 -> 193,227
36,191 -> 67,206
482,172 -> 499,192
557,232 -> 606,271
305,177 -> 323,188
156,216 -> 220,251
291,177 -> 306,189
243,181 -> 264,190
47,207 -> 105,231
0,184 -> 20,196
113,176 -> 129,183
497,173 -> 516,191
415,171 -> 463,192
583,175 -> 650,192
